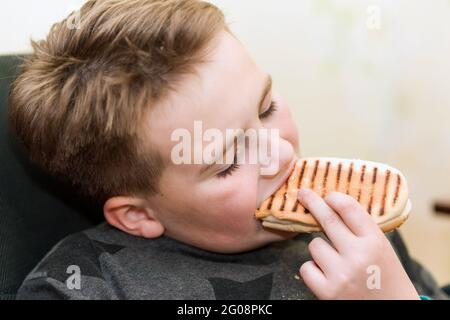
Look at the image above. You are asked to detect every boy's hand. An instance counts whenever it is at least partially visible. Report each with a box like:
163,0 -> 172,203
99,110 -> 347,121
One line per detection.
297,188 -> 420,300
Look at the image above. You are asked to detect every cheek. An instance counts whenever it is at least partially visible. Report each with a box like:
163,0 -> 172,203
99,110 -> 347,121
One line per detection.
200,168 -> 258,227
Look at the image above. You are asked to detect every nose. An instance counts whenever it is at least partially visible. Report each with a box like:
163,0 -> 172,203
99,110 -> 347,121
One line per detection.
259,130 -> 295,179
256,133 -> 296,207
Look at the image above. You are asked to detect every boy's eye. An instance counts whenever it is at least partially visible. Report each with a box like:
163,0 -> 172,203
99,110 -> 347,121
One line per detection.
217,151 -> 240,178
217,162 -> 240,178
259,101 -> 278,119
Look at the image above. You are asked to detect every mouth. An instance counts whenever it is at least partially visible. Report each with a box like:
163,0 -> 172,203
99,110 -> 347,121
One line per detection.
256,156 -> 298,208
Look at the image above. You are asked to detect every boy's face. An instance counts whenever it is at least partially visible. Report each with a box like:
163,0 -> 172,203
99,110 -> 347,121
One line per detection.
124,31 -> 299,253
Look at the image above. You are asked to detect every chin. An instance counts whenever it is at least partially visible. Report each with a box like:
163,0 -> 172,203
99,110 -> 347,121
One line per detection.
237,226 -> 297,252
254,217 -> 295,237
261,225 -> 298,242
208,231 -> 296,254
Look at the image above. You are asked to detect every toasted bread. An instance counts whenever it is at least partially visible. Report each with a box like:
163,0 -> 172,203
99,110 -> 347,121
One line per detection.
255,158 -> 411,233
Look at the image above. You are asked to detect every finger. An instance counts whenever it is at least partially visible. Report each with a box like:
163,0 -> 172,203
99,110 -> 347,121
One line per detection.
299,261 -> 328,298
324,192 -> 381,236
298,188 -> 354,251
308,237 -> 341,277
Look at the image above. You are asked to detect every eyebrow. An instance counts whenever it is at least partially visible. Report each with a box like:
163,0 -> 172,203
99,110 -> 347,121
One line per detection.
199,74 -> 272,175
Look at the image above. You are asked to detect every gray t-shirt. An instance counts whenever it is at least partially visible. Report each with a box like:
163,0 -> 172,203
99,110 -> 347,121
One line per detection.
16,223 -> 448,299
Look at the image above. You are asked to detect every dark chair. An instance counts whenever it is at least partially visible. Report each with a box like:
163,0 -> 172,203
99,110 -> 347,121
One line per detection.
0,55 -> 99,300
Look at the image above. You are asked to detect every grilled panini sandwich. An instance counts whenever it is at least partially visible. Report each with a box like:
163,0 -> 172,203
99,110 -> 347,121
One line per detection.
255,158 -> 411,233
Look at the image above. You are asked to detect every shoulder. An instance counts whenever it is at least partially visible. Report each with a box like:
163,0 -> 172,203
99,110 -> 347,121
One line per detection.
16,224 -> 128,299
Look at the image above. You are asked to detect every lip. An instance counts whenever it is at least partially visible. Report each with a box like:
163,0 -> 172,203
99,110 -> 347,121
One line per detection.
257,156 -> 298,208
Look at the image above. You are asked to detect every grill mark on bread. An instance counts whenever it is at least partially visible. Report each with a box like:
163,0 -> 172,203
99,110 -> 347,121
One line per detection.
393,174 -> 401,206
292,160 -> 307,212
360,165 -> 366,182
336,162 -> 342,190
368,167 -> 378,214
321,161 -> 331,197
267,194 -> 275,210
311,160 -> 320,190
296,160 -> 307,189
346,162 -> 354,195
357,164 -> 366,201
380,170 -> 391,216
279,182 -> 288,211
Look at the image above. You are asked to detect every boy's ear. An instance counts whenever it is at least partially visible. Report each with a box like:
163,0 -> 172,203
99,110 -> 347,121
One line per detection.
103,196 -> 165,239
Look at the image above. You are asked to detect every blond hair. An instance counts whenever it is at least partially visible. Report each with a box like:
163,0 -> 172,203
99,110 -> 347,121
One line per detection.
9,0 -> 226,205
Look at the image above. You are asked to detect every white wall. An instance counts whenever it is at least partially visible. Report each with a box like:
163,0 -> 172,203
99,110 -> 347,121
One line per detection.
1,0 -> 449,285
0,0 -> 85,54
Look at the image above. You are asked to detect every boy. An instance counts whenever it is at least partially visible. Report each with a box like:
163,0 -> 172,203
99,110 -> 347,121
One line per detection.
10,0 -> 447,299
